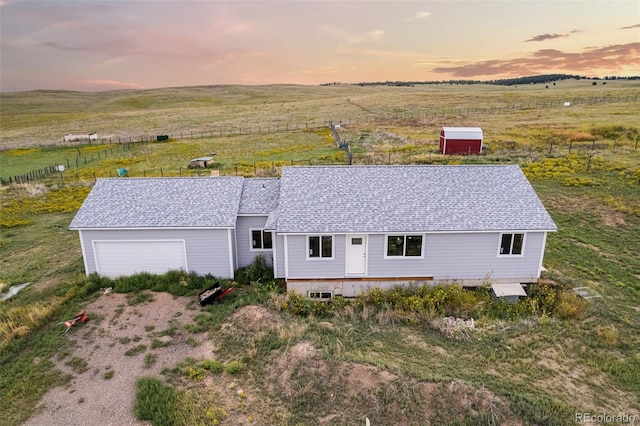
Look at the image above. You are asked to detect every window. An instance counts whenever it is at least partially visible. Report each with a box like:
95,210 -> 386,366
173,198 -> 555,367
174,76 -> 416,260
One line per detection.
308,235 -> 333,258
499,233 -> 524,255
308,291 -> 333,300
386,235 -> 423,257
251,230 -> 273,250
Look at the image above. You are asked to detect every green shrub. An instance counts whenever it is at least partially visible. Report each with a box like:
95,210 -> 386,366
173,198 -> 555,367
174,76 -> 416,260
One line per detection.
200,359 -> 223,374
134,377 -> 178,425
225,360 -> 244,375
254,279 -> 285,299
205,407 -> 228,424
596,325 -> 619,347
235,254 -> 274,285
554,290 -> 587,319
281,283 -> 585,323
90,270 -> 217,296
187,366 -> 206,382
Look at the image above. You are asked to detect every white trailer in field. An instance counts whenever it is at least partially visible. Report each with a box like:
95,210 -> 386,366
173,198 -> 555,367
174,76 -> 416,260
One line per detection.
63,133 -> 98,142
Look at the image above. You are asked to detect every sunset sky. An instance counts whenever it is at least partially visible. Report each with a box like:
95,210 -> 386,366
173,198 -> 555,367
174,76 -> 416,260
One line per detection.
1,0 -> 639,92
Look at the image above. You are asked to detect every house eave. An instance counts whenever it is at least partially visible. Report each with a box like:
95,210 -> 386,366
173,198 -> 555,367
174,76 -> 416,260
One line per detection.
69,226 -> 235,231
275,228 -> 557,235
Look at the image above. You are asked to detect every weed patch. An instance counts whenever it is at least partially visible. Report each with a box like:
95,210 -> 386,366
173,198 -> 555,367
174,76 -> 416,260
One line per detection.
124,345 -> 147,356
225,360 -> 245,375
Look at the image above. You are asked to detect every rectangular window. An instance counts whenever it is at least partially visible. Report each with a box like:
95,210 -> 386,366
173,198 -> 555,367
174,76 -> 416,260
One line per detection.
251,230 -> 273,250
406,236 -> 422,256
321,236 -> 332,258
251,230 -> 262,250
308,291 -> 333,300
386,235 -> 423,257
309,236 -> 333,258
387,236 -> 404,256
499,233 -> 525,255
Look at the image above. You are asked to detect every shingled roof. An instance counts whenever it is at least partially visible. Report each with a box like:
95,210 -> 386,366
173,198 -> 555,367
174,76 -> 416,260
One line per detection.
238,178 -> 281,214
70,166 -> 556,234
272,165 -> 557,233
69,177 -> 244,229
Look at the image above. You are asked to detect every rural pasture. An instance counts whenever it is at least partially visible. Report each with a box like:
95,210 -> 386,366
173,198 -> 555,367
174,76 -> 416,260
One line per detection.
0,80 -> 639,425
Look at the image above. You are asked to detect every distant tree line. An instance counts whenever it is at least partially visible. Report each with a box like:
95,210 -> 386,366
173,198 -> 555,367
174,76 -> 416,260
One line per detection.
320,74 -> 640,87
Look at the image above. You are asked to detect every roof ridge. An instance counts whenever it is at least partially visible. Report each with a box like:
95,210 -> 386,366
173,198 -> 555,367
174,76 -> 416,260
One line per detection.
282,164 -> 518,169
97,176 -> 244,181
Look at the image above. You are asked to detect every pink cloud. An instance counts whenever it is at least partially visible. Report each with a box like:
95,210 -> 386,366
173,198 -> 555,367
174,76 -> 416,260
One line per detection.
432,42 -> 640,77
525,33 -> 570,42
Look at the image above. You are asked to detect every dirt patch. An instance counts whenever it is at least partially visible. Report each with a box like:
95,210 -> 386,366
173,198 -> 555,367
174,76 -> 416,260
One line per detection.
402,333 -> 448,355
25,292 -> 213,426
289,340 -> 317,360
222,304 -> 282,333
422,380 -> 521,426
270,341 -> 321,397
345,364 -> 397,396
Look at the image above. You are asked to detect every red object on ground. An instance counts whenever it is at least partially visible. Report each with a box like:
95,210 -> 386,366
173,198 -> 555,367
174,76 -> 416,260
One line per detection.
57,310 -> 89,334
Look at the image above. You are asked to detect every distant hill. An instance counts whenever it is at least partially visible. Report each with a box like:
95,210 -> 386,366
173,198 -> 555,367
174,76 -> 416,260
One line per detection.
323,74 -> 640,87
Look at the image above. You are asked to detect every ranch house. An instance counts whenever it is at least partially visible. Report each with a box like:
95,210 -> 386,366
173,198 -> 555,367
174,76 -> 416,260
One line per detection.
70,165 -> 557,298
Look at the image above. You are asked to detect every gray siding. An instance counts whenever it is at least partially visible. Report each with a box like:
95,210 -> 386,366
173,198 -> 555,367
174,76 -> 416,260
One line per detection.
424,232 -> 545,282
284,232 -> 546,282
274,234 -> 285,278
236,216 -> 273,268
285,234 -> 346,279
79,229 -> 234,278
366,234 -> 430,277
230,229 -> 237,272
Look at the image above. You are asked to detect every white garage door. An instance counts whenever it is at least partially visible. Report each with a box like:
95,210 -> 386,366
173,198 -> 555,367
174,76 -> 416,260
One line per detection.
94,240 -> 187,278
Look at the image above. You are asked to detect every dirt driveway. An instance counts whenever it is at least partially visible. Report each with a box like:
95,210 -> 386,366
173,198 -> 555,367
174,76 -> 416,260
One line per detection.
25,291 -> 213,426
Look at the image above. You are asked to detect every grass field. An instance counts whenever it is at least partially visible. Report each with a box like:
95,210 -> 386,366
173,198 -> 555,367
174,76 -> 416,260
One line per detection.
1,81 -> 639,425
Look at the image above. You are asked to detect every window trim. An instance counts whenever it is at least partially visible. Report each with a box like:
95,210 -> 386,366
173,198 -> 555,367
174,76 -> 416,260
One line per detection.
249,229 -> 273,251
383,234 -> 425,259
307,235 -> 334,260
497,232 -> 526,257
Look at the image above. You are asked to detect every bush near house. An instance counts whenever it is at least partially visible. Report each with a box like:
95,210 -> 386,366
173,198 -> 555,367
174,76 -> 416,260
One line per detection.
272,283 -> 587,322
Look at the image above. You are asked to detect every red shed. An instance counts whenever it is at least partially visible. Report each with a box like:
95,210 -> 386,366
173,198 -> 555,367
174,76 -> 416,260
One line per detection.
439,127 -> 483,155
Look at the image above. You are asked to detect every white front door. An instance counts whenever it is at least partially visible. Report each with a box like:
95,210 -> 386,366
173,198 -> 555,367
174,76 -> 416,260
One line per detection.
346,235 -> 367,275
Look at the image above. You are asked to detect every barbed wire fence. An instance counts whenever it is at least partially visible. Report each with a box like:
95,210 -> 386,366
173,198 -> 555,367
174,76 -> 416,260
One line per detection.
2,93 -> 638,186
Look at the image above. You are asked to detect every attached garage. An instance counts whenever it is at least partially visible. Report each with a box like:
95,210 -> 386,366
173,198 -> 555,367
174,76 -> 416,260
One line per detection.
439,127 -> 483,155
70,177 -> 245,279
93,240 -> 187,278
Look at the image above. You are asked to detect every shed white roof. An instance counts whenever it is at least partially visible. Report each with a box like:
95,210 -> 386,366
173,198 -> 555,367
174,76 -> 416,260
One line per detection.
441,127 -> 483,140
